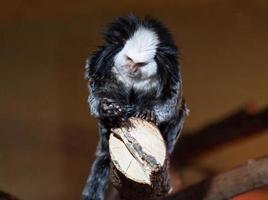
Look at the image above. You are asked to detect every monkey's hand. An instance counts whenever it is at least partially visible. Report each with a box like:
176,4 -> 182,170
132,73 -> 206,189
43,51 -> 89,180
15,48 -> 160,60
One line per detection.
135,109 -> 159,126
99,98 -> 123,118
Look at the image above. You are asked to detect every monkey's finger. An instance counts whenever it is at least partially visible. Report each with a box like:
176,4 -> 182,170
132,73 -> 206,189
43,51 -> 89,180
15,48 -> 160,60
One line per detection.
102,98 -> 115,106
102,104 -> 110,110
148,111 -> 159,126
106,98 -> 116,104
150,114 -> 155,122
145,111 -> 151,121
115,106 -> 122,113
107,109 -> 113,114
141,113 -> 146,119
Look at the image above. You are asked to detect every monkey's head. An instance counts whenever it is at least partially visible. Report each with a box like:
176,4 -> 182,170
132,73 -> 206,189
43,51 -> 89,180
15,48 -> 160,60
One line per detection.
112,26 -> 158,79
87,15 -> 180,90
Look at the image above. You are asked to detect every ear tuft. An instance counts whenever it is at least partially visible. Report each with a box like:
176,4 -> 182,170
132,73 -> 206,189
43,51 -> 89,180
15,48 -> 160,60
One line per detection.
103,14 -> 140,44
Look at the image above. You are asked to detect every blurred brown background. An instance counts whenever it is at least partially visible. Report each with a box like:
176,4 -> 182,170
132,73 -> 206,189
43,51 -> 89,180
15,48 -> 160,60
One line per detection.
1,0 -> 268,200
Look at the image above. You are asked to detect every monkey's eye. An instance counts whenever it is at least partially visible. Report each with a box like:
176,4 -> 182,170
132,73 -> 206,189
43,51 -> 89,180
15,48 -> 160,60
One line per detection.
126,56 -> 133,62
135,62 -> 147,67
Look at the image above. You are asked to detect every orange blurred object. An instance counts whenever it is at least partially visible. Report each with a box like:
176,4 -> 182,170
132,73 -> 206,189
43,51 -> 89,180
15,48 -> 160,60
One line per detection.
232,187 -> 268,200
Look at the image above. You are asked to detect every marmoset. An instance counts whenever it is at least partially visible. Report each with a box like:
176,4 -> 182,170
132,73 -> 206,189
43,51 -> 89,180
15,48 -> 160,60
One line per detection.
83,15 -> 187,200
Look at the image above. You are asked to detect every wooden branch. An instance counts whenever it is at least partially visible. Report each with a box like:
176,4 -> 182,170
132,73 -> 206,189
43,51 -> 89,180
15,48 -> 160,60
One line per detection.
108,105 -> 268,200
109,117 -> 170,200
163,156 -> 268,200
172,105 -> 268,166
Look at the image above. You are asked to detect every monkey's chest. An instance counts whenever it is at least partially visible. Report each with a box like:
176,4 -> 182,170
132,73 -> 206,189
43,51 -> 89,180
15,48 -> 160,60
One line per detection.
112,74 -> 160,106
115,75 -> 159,93
124,85 -> 159,107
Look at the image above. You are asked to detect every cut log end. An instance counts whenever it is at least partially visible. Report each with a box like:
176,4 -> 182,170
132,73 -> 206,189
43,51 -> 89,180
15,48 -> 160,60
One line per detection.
109,117 -> 170,200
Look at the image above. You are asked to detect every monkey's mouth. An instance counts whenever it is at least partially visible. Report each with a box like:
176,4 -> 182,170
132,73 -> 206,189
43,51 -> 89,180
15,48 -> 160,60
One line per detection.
126,67 -> 142,78
125,61 -> 146,73
113,65 -> 141,79
128,67 -> 140,74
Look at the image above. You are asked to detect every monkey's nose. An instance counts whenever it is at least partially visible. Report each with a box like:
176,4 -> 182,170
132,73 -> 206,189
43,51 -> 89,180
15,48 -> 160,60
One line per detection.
126,61 -> 136,69
125,63 -> 139,73
126,62 -> 146,70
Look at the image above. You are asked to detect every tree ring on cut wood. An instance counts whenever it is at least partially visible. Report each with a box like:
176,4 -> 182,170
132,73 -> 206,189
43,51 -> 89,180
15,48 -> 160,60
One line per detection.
109,117 -> 170,200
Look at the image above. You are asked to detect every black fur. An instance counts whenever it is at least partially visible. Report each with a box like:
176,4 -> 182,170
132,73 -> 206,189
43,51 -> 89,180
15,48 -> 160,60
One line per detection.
83,15 -> 187,200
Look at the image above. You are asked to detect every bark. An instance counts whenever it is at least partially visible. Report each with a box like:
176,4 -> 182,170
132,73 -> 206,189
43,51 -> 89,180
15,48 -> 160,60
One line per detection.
163,156 -> 268,200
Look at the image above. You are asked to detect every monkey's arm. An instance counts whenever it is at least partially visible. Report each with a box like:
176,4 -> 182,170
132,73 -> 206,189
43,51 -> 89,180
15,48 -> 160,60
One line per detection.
153,82 -> 181,123
87,80 -> 125,121
161,102 -> 187,154
83,82 -> 125,200
152,83 -> 188,154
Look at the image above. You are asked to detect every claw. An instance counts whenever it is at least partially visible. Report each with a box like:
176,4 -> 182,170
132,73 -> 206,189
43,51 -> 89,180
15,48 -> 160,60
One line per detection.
134,110 -> 159,126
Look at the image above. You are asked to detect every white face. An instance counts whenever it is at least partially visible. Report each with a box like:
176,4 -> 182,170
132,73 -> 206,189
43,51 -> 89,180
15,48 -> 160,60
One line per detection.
113,27 -> 159,80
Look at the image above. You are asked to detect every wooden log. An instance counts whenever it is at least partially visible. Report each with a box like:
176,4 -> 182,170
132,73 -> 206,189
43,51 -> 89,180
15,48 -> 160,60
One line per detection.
163,156 -> 268,200
109,117 -> 170,200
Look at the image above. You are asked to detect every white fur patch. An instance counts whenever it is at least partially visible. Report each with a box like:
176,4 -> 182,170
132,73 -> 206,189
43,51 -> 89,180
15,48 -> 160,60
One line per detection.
112,67 -> 159,91
121,27 -> 159,63
88,87 -> 100,117
113,27 -> 159,91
